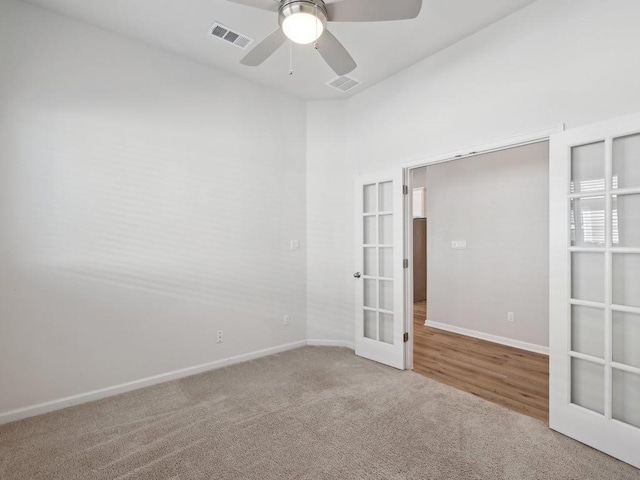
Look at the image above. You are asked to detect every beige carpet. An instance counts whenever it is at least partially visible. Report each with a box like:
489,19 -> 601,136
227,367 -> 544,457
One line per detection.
0,347 -> 638,480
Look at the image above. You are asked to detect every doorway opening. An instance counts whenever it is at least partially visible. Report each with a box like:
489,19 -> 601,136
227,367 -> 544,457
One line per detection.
407,141 -> 551,422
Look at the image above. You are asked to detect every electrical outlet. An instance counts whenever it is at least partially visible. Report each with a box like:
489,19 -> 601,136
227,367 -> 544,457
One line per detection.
283,314 -> 290,326
507,312 -> 515,322
217,330 -> 224,343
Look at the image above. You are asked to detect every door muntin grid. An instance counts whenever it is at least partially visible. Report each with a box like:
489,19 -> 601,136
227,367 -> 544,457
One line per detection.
362,181 -> 394,345
568,134 -> 640,427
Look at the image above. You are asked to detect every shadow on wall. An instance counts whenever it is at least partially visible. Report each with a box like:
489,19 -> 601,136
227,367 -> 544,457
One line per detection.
9,107 -> 304,313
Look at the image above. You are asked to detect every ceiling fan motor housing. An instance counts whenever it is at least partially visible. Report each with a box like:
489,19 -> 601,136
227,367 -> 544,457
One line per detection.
278,0 -> 328,30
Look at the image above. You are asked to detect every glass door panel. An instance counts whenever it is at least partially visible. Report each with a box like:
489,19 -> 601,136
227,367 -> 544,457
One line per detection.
571,253 -> 604,302
379,247 -> 393,278
612,369 -> 640,429
571,358 -> 605,414
571,305 -> 604,358
612,254 -> 640,308
612,311 -> 640,369
378,215 -> 393,245
613,133 -> 640,189
378,181 -> 393,212
364,310 -> 377,340
570,197 -> 606,247
363,247 -> 377,276
379,280 -> 393,312
379,313 -> 394,345
363,184 -> 377,213
571,142 -> 605,193
612,194 -> 640,247
363,279 -> 377,308
363,216 -> 377,245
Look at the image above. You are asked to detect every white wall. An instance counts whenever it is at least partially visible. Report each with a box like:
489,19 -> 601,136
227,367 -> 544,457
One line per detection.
4,0 -> 640,418
306,101 -> 354,344
0,0 -> 307,416
426,142 -> 549,347
306,0 -> 640,346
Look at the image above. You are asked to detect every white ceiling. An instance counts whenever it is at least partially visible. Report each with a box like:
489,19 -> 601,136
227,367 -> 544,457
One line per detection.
21,0 -> 537,100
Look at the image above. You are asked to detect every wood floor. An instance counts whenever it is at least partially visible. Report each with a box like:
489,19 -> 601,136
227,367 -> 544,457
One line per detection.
412,301 -> 549,423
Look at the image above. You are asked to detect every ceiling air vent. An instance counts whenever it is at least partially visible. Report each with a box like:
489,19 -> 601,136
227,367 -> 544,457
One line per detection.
327,75 -> 362,93
209,22 -> 254,50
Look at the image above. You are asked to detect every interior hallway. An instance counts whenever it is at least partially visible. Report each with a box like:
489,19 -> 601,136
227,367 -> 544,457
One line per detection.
412,301 -> 550,423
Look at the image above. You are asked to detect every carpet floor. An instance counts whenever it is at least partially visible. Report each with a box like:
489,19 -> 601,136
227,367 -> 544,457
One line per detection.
0,346 -> 638,479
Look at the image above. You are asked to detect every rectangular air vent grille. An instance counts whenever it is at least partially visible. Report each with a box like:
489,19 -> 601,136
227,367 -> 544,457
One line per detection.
327,75 -> 362,93
209,22 -> 254,50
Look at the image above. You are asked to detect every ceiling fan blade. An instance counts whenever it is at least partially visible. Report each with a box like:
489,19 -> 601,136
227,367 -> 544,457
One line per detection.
241,28 -> 287,66
226,0 -> 280,13
327,0 -> 422,22
316,30 -> 356,76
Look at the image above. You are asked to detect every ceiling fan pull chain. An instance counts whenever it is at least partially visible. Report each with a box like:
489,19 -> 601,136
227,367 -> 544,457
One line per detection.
314,3 -> 319,50
289,41 -> 294,76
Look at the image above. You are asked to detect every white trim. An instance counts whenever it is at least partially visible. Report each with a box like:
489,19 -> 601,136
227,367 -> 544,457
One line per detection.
0,339 -> 360,426
412,187 -> 425,218
425,320 -> 549,355
404,125 -> 562,370
306,339 -> 355,350
403,125 -> 564,170
0,340 -> 307,426
404,168 -> 413,371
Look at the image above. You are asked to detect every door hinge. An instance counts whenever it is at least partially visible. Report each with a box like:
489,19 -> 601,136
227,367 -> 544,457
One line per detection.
403,259 -> 409,268
403,185 -> 408,195
403,332 -> 409,343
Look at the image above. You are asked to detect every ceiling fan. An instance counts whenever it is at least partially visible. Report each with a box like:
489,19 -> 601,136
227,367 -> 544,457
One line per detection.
226,0 -> 422,75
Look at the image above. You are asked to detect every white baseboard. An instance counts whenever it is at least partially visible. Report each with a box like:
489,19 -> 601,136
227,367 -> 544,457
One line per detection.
306,339 -> 355,350
0,340 -> 307,426
425,320 -> 549,355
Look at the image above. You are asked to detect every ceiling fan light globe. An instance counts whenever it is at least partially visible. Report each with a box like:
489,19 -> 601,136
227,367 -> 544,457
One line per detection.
282,12 -> 324,45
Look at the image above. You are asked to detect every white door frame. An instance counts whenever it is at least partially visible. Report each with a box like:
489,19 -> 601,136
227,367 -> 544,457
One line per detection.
401,126 -> 563,370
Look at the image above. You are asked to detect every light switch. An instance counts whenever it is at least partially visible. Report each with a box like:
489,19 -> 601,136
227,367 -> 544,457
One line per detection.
290,240 -> 300,251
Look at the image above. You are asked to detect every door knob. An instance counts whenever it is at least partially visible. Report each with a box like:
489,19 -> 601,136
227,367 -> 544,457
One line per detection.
353,272 -> 361,278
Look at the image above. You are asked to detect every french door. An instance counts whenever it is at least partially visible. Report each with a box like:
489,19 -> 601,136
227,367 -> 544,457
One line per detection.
354,169 -> 406,369
550,112 -> 640,468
